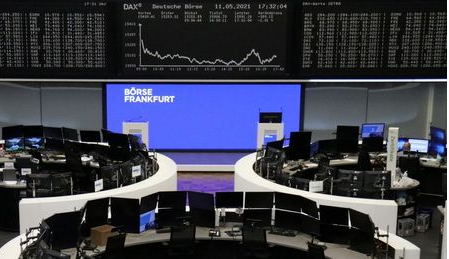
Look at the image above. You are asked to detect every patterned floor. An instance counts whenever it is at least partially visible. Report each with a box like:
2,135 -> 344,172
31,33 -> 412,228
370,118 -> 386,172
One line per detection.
177,172 -> 234,193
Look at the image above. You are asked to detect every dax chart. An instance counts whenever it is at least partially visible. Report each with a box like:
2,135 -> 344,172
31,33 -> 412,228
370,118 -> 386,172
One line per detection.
121,2 -> 290,77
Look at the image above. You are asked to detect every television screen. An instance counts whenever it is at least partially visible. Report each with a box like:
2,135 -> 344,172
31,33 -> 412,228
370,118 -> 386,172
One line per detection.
105,83 -> 302,150
361,123 -> 385,138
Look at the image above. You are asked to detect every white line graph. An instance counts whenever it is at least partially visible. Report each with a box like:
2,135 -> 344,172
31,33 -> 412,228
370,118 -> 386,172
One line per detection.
138,23 -> 280,68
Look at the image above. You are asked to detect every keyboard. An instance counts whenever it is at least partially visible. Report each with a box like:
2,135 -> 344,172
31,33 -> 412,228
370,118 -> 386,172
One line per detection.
269,229 -> 296,237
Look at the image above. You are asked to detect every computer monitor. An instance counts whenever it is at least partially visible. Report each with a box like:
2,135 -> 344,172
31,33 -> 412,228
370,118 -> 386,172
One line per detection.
429,141 -> 446,156
361,137 -> 383,152
349,209 -> 374,233
266,139 -> 284,151
158,191 -> 187,210
286,131 -> 311,160
129,134 -> 145,151
45,138 -> 64,151
189,208 -> 215,228
62,127 -> 78,142
336,126 -> 359,153
316,139 -> 337,155
84,198 -> 110,233
101,129 -> 112,143
430,126 -> 446,143
111,197 -> 140,233
5,138 -> 24,152
348,209 -> 375,255
139,210 -> 156,233
244,192 -> 274,209
25,137 -> 45,150
397,137 -> 409,152
44,211 -> 82,250
298,196 -> 318,218
2,125 -> 23,139
274,192 -> 302,212
243,209 -> 272,228
299,214 -> 320,237
23,125 -> 44,138
319,205 -> 348,226
259,112 -> 282,123
140,193 -> 158,213
215,192 -> 244,208
361,123 -> 385,138
43,127 -> 63,139
274,209 -> 302,231
108,132 -> 130,148
408,138 -> 429,154
188,191 -> 215,210
80,130 -> 101,143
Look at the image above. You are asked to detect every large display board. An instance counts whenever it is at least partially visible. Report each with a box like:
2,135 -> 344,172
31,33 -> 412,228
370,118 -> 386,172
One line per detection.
0,0 -> 446,79
121,2 -> 290,77
298,0 -> 446,78
0,1 -> 114,78
105,83 -> 302,150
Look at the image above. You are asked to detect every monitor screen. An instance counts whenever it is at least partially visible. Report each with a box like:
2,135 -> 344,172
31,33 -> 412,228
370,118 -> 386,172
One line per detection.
5,138 -> 24,152
286,131 -> 311,160
111,197 -> 140,233
397,137 -> 408,152
45,138 -> 64,151
408,138 -> 429,154
429,141 -> 446,156
274,209 -> 302,231
188,191 -> 214,211
336,126 -> 360,153
80,130 -> 101,143
85,198 -> 110,231
215,192 -> 244,208
430,126 -> 446,143
25,137 -> 45,150
158,191 -> 187,210
140,193 -> 158,213
319,205 -> 349,226
24,125 -> 44,138
361,123 -> 385,138
44,127 -> 63,139
244,192 -> 274,209
139,210 -> 156,233
2,125 -> 23,139
62,127 -> 78,142
243,209 -> 272,228
274,192 -> 302,212
105,83 -> 302,150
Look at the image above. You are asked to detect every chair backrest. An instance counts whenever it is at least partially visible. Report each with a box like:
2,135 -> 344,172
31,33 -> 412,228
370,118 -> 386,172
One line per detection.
242,226 -> 267,248
307,242 -> 325,259
169,224 -> 196,246
398,156 -> 420,178
104,233 -> 127,259
357,150 -> 372,171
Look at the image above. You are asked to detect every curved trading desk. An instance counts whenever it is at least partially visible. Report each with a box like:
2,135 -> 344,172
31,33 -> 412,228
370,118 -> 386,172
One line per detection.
0,225 -> 406,259
234,153 -> 420,259
18,153 -> 177,233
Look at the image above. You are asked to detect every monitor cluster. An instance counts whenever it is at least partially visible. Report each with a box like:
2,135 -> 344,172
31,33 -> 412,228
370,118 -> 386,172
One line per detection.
1,125 -> 156,196
19,190 -> 378,258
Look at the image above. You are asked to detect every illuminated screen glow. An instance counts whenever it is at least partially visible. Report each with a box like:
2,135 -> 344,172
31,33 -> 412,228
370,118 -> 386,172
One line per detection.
105,83 -> 302,150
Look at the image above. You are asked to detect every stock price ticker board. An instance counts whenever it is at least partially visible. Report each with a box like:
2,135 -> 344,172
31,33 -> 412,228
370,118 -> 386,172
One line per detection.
120,2 -> 291,78
0,1 -> 115,78
297,0 -> 446,79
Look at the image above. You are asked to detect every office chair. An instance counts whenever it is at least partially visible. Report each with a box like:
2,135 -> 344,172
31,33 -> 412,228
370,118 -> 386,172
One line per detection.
94,233 -> 127,259
307,242 -> 326,259
51,172 -> 73,196
241,225 -> 271,258
167,223 -> 196,258
26,173 -> 52,197
398,156 -> 420,180
357,150 -> 372,171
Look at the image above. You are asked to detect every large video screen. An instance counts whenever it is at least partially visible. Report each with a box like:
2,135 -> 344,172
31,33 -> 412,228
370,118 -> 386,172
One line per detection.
105,83 -> 302,150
